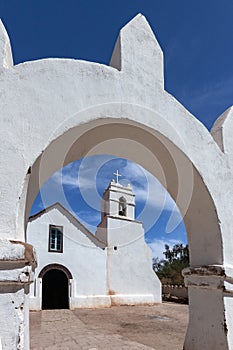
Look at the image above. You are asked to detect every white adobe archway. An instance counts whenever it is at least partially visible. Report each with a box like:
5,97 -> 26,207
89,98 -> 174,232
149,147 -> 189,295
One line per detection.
0,13 -> 233,350
24,113 -> 222,268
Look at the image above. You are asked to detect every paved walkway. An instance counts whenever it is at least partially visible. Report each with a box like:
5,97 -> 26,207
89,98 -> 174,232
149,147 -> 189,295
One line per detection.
30,303 -> 188,350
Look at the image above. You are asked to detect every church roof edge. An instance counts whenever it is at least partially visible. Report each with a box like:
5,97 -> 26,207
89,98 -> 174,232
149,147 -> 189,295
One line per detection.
28,202 -> 105,246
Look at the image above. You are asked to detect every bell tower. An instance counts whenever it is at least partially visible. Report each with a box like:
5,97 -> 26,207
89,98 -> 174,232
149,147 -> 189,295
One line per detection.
95,170 -> 161,304
100,170 -> 135,222
96,170 -> 138,245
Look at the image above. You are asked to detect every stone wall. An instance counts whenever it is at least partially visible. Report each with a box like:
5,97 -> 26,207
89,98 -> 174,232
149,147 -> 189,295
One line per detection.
162,285 -> 188,303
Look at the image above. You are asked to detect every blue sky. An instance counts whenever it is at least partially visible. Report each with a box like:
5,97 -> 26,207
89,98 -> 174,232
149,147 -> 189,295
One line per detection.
1,1 -> 233,258
31,156 -> 186,259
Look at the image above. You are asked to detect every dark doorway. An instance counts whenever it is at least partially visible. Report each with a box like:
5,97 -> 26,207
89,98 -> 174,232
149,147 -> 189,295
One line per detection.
42,269 -> 69,309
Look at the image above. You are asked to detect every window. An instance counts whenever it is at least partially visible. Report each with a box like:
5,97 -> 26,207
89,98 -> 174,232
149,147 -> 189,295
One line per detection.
119,197 -> 127,216
49,225 -> 63,253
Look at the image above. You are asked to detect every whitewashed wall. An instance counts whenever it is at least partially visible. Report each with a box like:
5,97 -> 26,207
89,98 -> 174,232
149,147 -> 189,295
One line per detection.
104,216 -> 161,304
27,204 -> 109,309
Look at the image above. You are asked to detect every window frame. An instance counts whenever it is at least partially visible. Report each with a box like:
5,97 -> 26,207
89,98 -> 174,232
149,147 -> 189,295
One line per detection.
48,225 -> 63,253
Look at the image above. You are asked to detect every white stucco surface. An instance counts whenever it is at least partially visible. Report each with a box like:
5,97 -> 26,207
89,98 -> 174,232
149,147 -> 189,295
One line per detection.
0,240 -> 35,350
101,216 -> 161,303
0,239 -> 25,260
0,12 -> 233,350
27,203 -> 108,309
0,286 -> 29,350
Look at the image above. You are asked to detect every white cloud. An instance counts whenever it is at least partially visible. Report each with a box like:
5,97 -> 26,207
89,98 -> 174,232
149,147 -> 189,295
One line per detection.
121,161 -> 146,184
39,170 -> 78,215
120,161 -> 180,214
76,210 -> 100,225
51,157 -> 180,216
147,238 -> 186,260
74,210 -> 100,233
35,156 -> 184,236
58,171 -> 78,188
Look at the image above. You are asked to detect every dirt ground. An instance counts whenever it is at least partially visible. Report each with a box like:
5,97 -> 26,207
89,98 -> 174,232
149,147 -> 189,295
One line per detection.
30,302 -> 188,350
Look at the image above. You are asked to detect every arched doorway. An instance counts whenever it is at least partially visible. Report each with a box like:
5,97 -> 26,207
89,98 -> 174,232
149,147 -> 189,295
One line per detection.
39,264 -> 72,309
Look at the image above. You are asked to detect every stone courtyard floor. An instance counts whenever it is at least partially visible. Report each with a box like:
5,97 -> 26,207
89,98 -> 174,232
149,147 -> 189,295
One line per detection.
30,303 -> 188,350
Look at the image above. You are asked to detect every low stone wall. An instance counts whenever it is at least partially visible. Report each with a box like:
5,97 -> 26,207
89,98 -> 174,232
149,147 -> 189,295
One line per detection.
162,285 -> 188,303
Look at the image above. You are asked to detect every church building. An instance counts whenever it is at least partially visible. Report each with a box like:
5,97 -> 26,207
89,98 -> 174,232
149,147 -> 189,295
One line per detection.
27,174 -> 161,310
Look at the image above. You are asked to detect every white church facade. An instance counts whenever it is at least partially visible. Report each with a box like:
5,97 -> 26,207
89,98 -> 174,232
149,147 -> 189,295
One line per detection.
27,177 -> 161,310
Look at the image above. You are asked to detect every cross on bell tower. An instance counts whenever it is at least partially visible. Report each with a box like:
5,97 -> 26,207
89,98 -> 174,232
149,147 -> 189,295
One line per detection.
113,170 -> 121,184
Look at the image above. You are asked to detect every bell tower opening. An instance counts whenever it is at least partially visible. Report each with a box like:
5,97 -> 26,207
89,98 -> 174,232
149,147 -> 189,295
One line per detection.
119,196 -> 126,216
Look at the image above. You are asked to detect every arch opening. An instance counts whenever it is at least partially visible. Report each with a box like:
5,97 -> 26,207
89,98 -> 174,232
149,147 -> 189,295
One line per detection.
119,196 -> 127,216
40,265 -> 70,310
23,115 -> 225,350
23,117 -> 223,267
